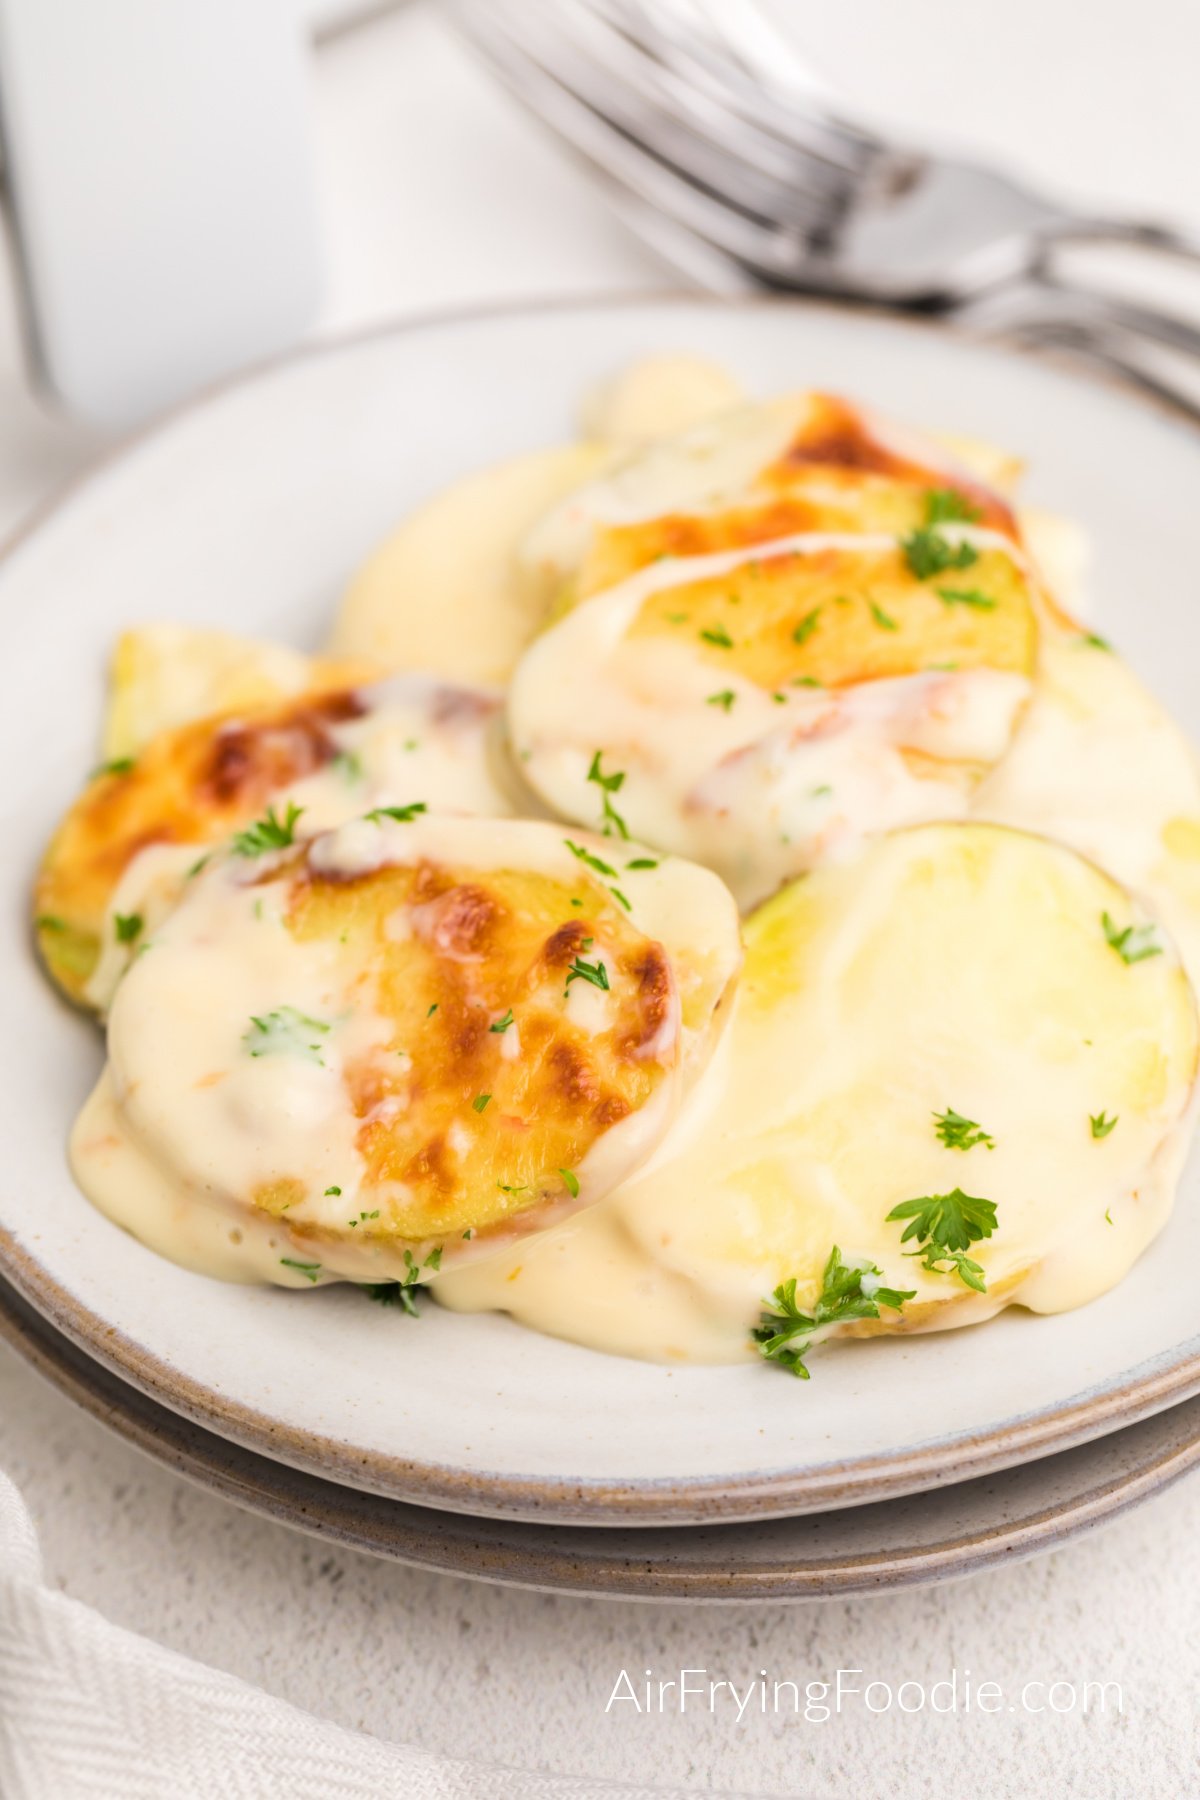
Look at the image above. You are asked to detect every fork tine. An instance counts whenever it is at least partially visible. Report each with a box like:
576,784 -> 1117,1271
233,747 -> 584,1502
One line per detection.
451,0 -> 833,274
566,0 -> 863,206
579,0 -> 879,175
468,0 -> 858,232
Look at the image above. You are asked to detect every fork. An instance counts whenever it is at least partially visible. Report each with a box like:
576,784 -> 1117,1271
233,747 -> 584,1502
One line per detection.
448,0 -> 1200,419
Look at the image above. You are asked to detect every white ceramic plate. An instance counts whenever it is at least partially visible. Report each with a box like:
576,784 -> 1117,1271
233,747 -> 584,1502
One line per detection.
5,1266 -> 1199,1601
5,297 -> 1200,1527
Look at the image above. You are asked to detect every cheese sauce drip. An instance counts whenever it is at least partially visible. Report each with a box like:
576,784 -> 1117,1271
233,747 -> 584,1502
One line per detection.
509,528 -> 1034,909
441,808 -> 1200,1364
71,815 -> 741,1287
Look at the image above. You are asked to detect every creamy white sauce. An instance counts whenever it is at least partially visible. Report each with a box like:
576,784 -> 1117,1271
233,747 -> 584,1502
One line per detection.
72,815 -> 741,1286
509,526 -> 1032,909
83,674 -> 519,1014
441,823 -> 1200,1361
62,359 -> 1200,1382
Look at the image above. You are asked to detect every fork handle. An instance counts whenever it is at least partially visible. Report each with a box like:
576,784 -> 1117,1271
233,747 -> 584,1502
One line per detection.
1048,215 -> 1200,268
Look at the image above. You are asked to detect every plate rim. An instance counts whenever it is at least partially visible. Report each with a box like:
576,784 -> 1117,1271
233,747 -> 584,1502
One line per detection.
4,1264 -> 1200,1601
7,288 -> 1200,1526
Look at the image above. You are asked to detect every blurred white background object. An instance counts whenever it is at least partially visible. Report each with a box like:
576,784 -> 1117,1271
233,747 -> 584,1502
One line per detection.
0,0 -> 323,431
3,8 -> 1200,1793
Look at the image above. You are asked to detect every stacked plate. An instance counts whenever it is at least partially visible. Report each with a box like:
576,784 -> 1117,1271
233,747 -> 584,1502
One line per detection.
5,297 -> 1200,1601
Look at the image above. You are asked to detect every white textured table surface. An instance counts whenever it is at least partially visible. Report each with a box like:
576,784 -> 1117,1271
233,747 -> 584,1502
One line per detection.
4,4 -> 1200,1795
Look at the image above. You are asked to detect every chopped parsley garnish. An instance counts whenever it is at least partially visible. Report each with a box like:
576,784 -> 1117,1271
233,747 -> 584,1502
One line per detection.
113,912 -> 143,944
933,1107 -> 995,1152
365,1281 -> 415,1312
565,955 -> 609,993
937,586 -> 996,611
36,914 -> 66,932
497,1182 -> 530,1195
490,1009 -> 514,1034
626,858 -> 658,870
792,607 -> 822,647
280,1258 -> 321,1284
463,1228 -> 474,1239
364,802 -> 427,824
868,599 -> 897,631
1101,910 -> 1163,965
699,625 -> 734,649
231,802 -> 304,856
753,1246 -> 915,1379
901,527 -> 980,582
324,1185 -> 342,1196
92,756 -> 135,779
609,887 -> 631,911
348,1209 -> 380,1228
1090,1111 -> 1119,1140
1080,631 -> 1112,651
566,838 -> 617,878
472,1092 -> 492,1113
560,1168 -> 580,1198
332,749 -> 363,781
364,1246 -> 441,1316
707,689 -> 736,711
243,1006 -> 330,1065
427,1003 -> 438,1017
772,691 -> 786,704
587,751 -> 629,839
810,783 -> 832,799
885,1187 -> 998,1292
1105,1208 -> 1114,1226
186,854 -> 210,880
923,488 -> 982,526
793,674 -> 823,688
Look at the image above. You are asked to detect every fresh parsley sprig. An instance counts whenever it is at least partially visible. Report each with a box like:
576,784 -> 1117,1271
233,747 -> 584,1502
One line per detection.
587,751 -> 630,839
901,528 -> 980,582
933,1107 -> 995,1152
1101,910 -> 1163,966
754,1246 -> 915,1379
885,1187 -> 998,1292
231,802 -> 304,856
364,1246 -> 442,1316
365,802 -> 427,824
565,955 -> 610,993
924,488 -> 982,526
243,1006 -> 330,1065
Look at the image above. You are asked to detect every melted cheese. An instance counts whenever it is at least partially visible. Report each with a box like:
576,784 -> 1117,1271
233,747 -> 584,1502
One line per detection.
508,527 -> 1035,909
440,822 -> 1199,1364
71,815 -> 741,1284
39,673 -> 522,1012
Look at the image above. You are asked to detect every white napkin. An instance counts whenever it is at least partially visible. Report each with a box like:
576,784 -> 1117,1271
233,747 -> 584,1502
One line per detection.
0,1470 -> 765,1800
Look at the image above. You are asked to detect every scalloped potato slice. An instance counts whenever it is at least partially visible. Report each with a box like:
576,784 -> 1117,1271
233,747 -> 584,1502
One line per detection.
508,530 -> 1037,908
440,824 -> 1199,1364
103,624 -> 376,760
70,816 -> 741,1286
36,673 -> 517,1011
525,392 -> 1022,606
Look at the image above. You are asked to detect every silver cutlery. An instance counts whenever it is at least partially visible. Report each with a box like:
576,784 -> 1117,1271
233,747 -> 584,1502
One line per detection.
449,0 -> 1200,420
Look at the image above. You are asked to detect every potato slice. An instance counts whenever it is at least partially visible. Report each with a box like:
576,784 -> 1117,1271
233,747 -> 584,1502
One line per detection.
508,525 -> 1038,908
328,443 -> 614,684
70,816 -> 741,1286
103,624 -> 374,759
36,673 -> 516,1011
441,824 -> 1199,1365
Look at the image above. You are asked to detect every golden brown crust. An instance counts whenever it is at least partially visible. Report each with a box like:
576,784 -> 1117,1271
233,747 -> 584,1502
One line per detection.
34,687 -> 366,1003
281,858 -> 679,1242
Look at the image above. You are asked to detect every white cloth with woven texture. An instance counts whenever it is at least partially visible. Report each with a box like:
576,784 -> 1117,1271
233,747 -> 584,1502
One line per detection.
0,1471 -> 760,1800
